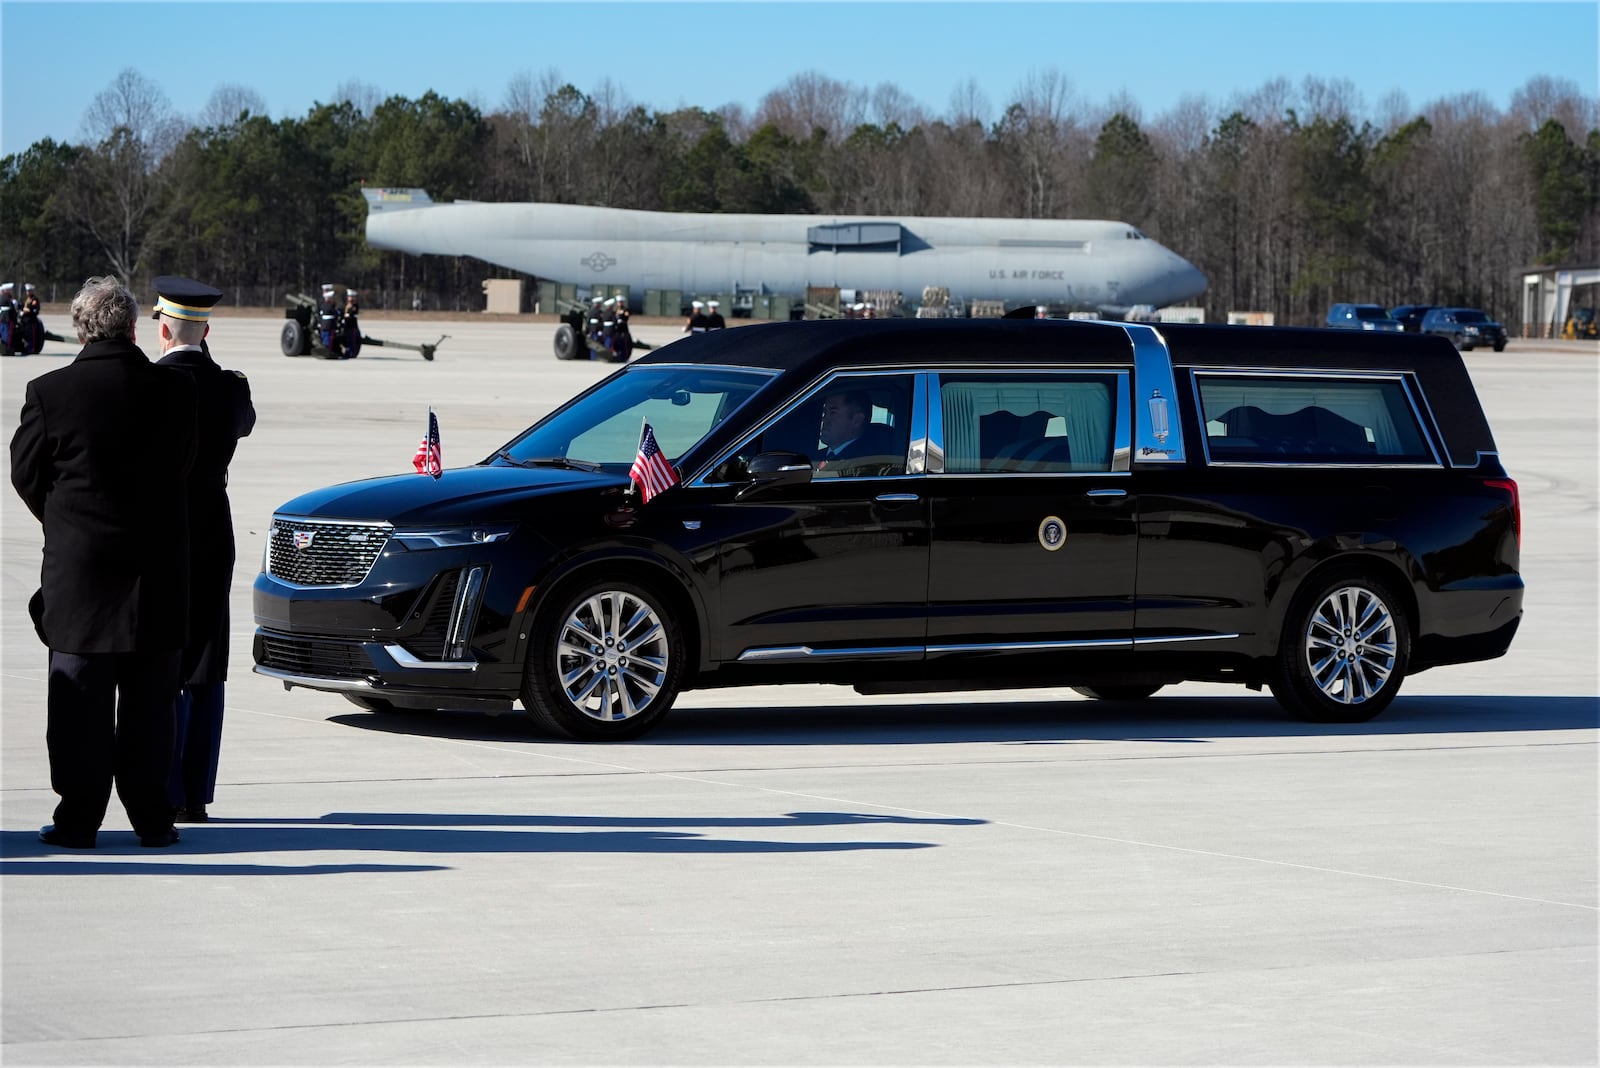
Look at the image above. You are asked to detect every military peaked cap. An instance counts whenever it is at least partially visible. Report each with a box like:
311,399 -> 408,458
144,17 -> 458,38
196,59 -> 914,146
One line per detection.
151,275 -> 222,322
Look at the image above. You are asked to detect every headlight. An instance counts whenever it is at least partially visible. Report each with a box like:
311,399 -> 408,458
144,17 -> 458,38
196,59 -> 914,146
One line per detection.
389,524 -> 517,551
1464,326 -> 1480,335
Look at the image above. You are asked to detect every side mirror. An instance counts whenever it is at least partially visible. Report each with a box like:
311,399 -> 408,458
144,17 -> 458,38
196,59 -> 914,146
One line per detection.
736,451 -> 813,499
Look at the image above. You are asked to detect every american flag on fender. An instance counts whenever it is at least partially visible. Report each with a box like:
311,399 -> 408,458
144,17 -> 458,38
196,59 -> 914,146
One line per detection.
629,421 -> 679,503
412,408 -> 442,479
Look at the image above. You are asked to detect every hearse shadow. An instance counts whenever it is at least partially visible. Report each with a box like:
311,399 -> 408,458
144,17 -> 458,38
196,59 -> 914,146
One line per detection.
328,693 -> 1597,747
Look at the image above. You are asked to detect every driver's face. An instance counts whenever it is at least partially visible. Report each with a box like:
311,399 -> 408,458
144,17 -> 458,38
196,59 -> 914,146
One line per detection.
818,395 -> 864,447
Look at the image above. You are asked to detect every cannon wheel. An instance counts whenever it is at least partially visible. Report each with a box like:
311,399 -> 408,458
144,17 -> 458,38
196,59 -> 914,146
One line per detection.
553,323 -> 579,360
280,319 -> 307,357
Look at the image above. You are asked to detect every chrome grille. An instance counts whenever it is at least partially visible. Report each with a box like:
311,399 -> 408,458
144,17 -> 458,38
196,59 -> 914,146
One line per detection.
268,517 -> 391,587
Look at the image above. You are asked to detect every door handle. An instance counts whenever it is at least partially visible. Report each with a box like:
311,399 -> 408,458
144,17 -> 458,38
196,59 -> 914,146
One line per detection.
875,493 -> 920,502
1085,488 -> 1127,499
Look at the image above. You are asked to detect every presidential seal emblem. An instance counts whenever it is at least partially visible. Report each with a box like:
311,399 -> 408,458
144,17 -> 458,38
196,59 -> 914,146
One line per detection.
1038,516 -> 1067,551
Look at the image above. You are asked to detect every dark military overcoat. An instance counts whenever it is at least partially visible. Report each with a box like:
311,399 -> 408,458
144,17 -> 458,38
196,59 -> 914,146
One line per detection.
157,345 -> 255,683
10,338 -> 197,652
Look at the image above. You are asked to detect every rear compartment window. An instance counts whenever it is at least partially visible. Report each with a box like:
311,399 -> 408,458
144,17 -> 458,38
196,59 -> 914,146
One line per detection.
939,373 -> 1117,473
1196,374 -> 1435,464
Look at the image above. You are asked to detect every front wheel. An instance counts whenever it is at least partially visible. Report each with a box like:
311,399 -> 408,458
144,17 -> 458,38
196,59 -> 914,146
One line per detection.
521,580 -> 684,741
1270,572 -> 1409,723
1071,684 -> 1163,701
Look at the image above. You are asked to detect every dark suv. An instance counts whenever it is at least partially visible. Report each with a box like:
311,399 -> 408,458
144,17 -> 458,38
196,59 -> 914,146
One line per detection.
1389,304 -> 1435,333
1421,307 -> 1507,352
1326,303 -> 1404,332
255,319 -> 1523,741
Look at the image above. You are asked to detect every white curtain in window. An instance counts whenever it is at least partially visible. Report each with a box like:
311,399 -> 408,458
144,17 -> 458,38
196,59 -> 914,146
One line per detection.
941,380 -> 1113,471
1199,380 -> 1409,454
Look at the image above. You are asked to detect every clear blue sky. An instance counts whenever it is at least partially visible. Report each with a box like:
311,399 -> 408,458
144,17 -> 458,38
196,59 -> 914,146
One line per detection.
3,1 -> 1596,156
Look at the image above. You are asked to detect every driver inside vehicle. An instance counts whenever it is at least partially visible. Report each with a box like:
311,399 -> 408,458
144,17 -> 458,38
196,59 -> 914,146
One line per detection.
814,389 -> 903,477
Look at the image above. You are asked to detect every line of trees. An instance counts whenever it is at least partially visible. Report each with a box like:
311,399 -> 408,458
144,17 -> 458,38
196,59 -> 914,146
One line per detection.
3,68 -> 1596,326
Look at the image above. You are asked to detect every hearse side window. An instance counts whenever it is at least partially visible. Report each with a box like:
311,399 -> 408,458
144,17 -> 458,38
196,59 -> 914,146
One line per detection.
1195,374 -> 1435,464
720,372 -> 915,480
939,373 -> 1116,473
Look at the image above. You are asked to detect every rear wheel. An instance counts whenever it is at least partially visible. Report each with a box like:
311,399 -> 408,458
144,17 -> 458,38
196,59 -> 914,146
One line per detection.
1269,571 -> 1409,723
521,580 -> 684,741
1071,684 -> 1163,701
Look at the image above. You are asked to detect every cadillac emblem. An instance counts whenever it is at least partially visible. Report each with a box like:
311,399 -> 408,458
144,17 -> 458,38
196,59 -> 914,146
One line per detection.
1037,516 -> 1067,551
293,530 -> 316,550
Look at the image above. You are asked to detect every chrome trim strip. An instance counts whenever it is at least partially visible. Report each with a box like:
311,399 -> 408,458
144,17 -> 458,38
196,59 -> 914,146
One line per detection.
875,493 -> 920,502
907,372 -> 930,474
927,638 -> 1129,653
737,644 -> 923,663
1086,488 -> 1127,498
445,566 -> 486,660
386,645 -> 480,671
253,665 -> 377,691
1112,371 -> 1132,470
925,371 -> 946,473
1115,323 -> 1186,464
1131,633 -> 1241,646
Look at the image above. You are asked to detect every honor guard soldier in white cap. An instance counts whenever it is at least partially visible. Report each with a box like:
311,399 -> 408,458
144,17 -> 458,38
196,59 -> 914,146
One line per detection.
152,276 -> 256,822
317,283 -> 339,355
341,288 -> 362,358
0,283 -> 16,355
705,300 -> 727,330
685,300 -> 709,333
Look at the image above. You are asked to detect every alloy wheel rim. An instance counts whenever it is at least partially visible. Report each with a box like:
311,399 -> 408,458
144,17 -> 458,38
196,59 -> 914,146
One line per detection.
555,590 -> 669,722
1303,585 -> 1397,704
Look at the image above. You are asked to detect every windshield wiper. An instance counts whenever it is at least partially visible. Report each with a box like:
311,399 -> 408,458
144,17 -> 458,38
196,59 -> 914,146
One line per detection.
507,454 -> 602,472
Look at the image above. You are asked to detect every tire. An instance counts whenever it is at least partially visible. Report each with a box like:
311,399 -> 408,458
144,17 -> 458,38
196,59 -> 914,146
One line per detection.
1269,571 -> 1410,723
1071,684 -> 1163,701
521,580 -> 684,741
553,323 -> 578,360
280,319 -> 306,356
1493,342 -> 1506,352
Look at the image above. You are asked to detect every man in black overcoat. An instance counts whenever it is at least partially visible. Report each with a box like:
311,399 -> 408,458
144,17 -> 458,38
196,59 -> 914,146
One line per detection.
152,276 -> 255,822
10,276 -> 197,848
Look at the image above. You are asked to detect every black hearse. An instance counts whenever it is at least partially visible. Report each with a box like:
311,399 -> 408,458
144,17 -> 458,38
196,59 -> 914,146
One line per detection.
254,319 -> 1523,741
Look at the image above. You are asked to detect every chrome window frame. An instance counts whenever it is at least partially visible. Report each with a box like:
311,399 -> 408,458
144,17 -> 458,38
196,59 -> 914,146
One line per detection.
923,366 -> 1131,476
1189,368 -> 1444,469
1115,323 -> 1186,465
690,366 -> 921,487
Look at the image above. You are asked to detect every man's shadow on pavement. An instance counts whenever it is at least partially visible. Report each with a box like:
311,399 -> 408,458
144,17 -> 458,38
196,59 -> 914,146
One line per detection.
0,810 -> 976,875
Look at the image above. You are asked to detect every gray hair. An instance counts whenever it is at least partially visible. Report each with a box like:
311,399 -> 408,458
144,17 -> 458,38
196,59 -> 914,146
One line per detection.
70,276 -> 139,343
163,314 -> 207,346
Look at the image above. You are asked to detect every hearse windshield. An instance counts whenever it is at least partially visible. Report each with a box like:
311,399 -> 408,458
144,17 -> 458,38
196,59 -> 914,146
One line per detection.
492,365 -> 775,469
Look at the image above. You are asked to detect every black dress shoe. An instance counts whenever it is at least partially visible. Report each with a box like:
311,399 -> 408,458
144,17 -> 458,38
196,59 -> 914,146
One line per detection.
174,806 -> 208,823
39,824 -> 97,849
139,827 -> 181,848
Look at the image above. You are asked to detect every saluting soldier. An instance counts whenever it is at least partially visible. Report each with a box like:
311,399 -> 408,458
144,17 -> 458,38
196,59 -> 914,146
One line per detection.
152,276 -> 256,823
11,276 -> 197,848
341,288 -> 362,358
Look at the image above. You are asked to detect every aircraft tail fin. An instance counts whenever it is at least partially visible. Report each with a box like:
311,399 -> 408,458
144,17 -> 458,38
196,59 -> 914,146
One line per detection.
361,187 -> 434,214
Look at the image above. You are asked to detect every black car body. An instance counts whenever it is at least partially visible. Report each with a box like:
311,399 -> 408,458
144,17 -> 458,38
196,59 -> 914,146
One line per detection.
254,319 -> 1523,740
1421,307 -> 1508,352
1389,304 -> 1435,333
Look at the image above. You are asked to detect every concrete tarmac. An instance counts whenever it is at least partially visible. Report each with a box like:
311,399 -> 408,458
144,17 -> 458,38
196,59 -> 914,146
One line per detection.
2,317 -> 1595,1065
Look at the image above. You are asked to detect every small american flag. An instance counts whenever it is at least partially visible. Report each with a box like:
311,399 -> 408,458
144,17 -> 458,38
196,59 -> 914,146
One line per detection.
412,408 -> 442,479
629,422 -> 679,503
